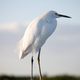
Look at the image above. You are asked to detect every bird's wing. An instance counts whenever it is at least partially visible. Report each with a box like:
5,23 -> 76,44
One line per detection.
19,19 -> 42,59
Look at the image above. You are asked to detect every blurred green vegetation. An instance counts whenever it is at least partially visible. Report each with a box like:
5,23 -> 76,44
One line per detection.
0,75 -> 80,80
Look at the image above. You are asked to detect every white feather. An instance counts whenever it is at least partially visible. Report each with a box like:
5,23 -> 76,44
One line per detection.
19,11 -> 57,59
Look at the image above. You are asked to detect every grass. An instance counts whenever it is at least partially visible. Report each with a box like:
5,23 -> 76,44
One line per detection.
0,75 -> 80,80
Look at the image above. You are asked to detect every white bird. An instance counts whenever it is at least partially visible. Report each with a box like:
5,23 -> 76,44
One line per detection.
18,10 -> 71,80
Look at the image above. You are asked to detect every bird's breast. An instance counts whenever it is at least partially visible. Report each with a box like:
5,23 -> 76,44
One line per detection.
33,19 -> 57,52
41,19 -> 57,39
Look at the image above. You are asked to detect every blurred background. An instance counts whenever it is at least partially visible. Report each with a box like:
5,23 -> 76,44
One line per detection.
0,0 -> 80,79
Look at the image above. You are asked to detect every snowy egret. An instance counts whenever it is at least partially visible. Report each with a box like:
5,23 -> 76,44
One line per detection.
18,10 -> 71,80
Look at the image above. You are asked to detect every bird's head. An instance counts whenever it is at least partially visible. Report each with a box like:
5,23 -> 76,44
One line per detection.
48,11 -> 71,18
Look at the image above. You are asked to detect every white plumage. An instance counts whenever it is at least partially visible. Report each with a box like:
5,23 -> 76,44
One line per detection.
18,10 -> 71,59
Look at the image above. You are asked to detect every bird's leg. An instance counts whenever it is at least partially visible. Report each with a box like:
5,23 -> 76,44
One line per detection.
38,48 -> 42,80
31,56 -> 34,80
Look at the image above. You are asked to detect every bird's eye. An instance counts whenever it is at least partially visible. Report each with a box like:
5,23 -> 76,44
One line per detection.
55,12 -> 58,15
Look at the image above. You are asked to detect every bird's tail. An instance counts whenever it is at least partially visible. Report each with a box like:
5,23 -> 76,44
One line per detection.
17,39 -> 32,59
17,39 -> 23,60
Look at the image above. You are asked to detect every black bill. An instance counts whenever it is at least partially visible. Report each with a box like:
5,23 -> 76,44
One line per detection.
58,14 -> 71,18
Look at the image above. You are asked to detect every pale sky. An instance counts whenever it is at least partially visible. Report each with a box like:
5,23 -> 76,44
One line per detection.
0,0 -> 80,76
